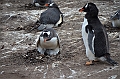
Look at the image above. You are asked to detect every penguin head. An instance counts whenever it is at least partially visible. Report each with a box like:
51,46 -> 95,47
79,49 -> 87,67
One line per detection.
33,0 -> 52,6
44,2 -> 58,8
79,3 -> 99,17
41,28 -> 54,42
38,0 -> 47,5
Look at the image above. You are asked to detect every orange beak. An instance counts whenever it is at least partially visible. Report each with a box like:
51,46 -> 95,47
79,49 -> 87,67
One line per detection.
44,39 -> 47,42
44,3 -> 49,7
79,8 -> 84,12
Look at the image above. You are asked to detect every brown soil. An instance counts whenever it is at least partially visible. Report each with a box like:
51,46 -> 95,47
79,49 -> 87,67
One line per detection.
0,0 -> 120,79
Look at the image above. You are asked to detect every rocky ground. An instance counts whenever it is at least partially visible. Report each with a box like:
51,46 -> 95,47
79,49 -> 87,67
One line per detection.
0,0 -> 120,79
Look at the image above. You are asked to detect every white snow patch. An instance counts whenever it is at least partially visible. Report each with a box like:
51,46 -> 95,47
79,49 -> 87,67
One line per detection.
52,61 -> 62,68
2,51 -> 12,54
1,71 -> 5,74
67,68 -> 77,78
1,55 -> 10,59
87,66 -> 119,77
108,75 -> 117,79
0,65 -> 6,67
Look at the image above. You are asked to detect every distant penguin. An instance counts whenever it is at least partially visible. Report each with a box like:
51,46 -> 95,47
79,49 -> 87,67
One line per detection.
37,2 -> 63,31
36,28 -> 60,55
111,10 -> 120,28
33,0 -> 53,7
79,2 -> 118,66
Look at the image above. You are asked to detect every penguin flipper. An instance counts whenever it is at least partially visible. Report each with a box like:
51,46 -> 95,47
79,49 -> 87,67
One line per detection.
86,25 -> 95,54
36,34 -> 45,55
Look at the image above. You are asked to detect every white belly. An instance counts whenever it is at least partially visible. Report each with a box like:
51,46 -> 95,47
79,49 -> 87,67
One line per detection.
82,18 -> 95,60
82,18 -> 88,48
40,37 -> 58,49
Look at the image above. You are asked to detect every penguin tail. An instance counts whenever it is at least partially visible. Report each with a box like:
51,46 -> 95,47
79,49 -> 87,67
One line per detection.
105,54 -> 118,66
37,24 -> 47,31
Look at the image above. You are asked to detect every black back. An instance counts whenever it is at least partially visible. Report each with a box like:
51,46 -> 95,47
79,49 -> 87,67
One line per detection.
39,3 -> 63,25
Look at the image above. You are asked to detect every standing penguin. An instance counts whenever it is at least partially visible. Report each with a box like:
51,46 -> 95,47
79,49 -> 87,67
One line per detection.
79,2 -> 118,66
37,2 -> 63,31
36,28 -> 60,55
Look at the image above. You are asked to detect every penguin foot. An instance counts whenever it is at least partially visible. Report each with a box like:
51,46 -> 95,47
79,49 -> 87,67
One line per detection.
85,61 -> 94,66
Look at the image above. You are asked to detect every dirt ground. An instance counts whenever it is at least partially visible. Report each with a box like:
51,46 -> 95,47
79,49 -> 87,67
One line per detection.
0,0 -> 120,79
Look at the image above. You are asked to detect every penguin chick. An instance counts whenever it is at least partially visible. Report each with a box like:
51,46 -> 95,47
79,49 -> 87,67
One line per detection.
36,28 -> 60,55
79,2 -> 118,66
37,2 -> 63,31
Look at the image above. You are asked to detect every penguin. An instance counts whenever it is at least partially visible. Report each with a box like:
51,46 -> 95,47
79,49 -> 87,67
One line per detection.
111,10 -> 120,28
36,28 -> 60,55
33,0 -> 53,7
79,2 -> 118,66
37,2 -> 63,31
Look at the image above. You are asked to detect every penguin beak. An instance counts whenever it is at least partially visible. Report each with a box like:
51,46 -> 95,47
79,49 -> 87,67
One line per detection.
44,38 -> 49,42
44,3 -> 49,7
44,39 -> 47,42
79,8 -> 84,12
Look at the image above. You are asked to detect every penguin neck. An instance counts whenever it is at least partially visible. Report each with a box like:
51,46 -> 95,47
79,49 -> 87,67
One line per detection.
43,36 -> 52,41
49,6 -> 60,12
85,13 -> 99,23
49,4 -> 59,9
85,12 -> 98,20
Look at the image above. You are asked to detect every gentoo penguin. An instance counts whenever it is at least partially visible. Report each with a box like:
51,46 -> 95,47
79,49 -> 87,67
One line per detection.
36,28 -> 60,55
33,0 -> 52,7
79,2 -> 118,66
111,10 -> 120,28
37,2 -> 63,30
